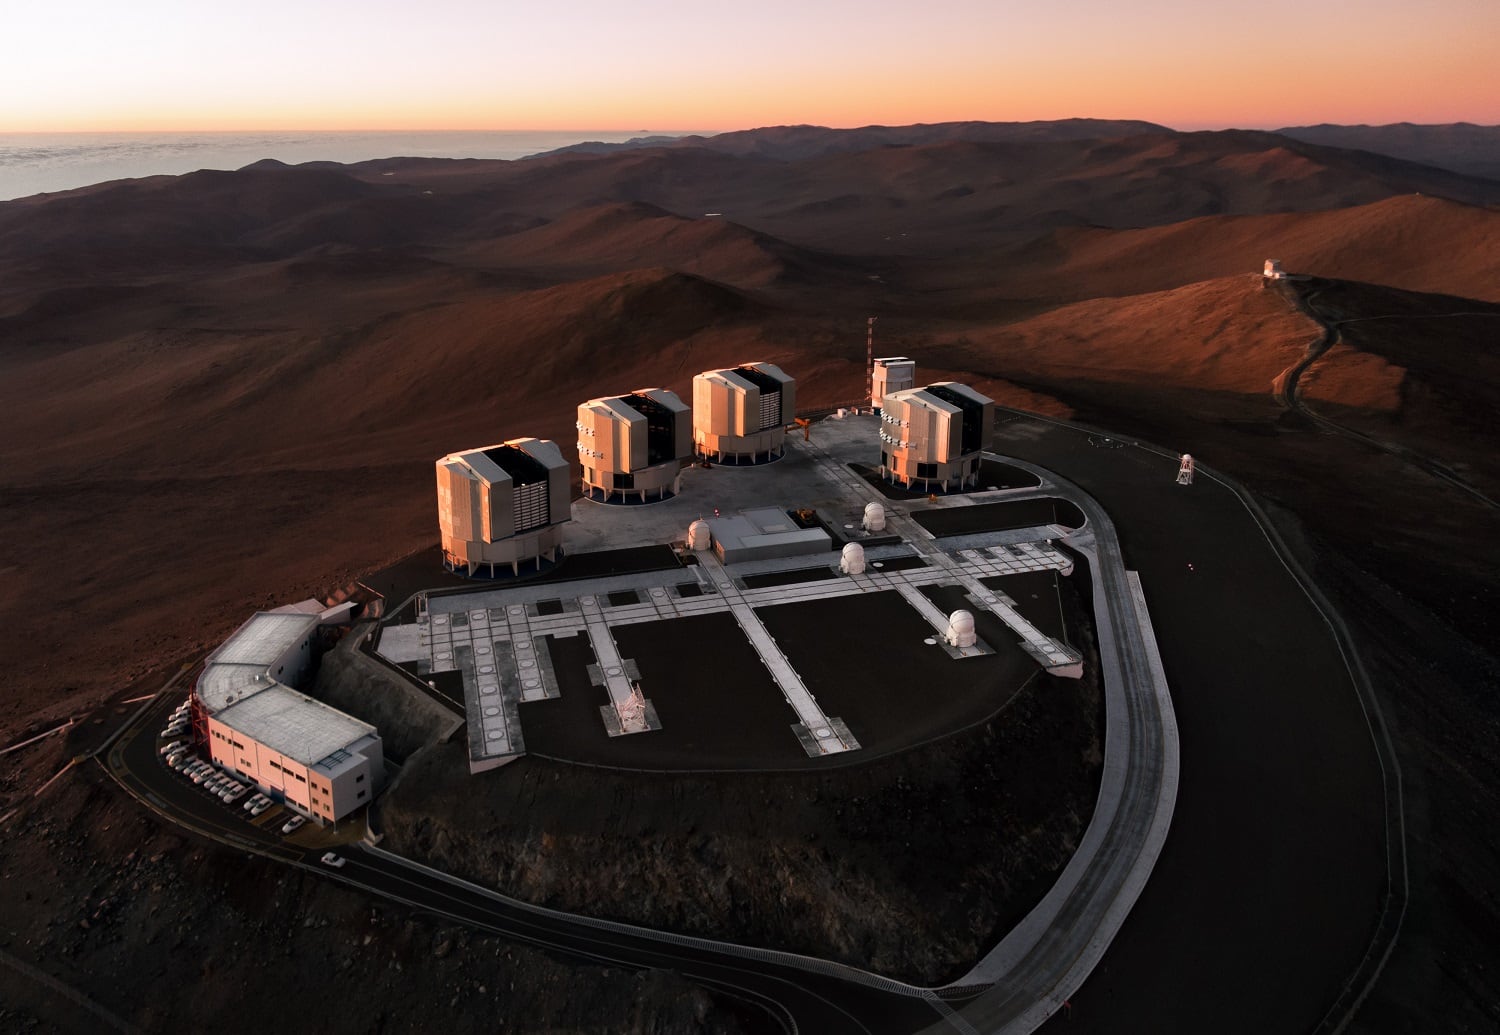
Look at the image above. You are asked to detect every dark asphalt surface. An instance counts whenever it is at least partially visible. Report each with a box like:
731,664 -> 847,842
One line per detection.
996,415 -> 1388,1035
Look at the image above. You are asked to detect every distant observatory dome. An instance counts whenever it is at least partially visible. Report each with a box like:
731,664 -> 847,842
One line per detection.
840,542 -> 866,575
945,609 -> 977,649
687,519 -> 712,551
862,502 -> 886,532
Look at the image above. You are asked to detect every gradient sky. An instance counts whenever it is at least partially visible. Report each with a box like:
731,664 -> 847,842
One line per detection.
4,0 -> 1496,132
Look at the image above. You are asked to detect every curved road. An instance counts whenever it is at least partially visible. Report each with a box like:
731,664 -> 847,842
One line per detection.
1274,280 -> 1500,511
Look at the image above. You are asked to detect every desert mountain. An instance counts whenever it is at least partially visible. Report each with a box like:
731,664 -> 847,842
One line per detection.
1277,122 -> 1500,179
1000,194 -> 1500,303
537,118 -> 1172,160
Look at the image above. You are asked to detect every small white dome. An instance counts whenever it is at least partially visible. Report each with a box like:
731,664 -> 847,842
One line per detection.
945,609 -> 977,648
862,502 -> 886,532
687,519 -> 712,551
840,542 -> 867,575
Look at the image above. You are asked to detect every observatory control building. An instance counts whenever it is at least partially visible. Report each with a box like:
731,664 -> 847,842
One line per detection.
191,611 -> 384,824
576,389 -> 692,502
879,381 -> 995,491
693,363 -> 796,463
871,357 -> 916,412
437,438 -> 571,576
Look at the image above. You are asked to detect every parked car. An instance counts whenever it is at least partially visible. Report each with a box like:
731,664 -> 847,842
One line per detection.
158,739 -> 187,756
248,799 -> 272,817
280,815 -> 306,835
320,852 -> 346,869
243,793 -> 267,811
225,787 -> 247,804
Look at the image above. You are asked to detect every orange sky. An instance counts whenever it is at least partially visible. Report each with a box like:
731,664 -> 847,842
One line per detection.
3,1 -> 1496,132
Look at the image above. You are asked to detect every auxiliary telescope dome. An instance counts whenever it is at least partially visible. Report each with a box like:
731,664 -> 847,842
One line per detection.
687,519 -> 712,551
862,502 -> 886,532
840,542 -> 866,575
945,609 -> 977,649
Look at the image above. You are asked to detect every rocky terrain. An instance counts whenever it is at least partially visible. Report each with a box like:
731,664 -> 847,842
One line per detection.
0,723 -> 758,1034
2,119 -> 1498,1031
380,622 -> 1102,986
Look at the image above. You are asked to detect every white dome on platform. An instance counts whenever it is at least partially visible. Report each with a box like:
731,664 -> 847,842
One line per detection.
840,542 -> 866,575
945,609 -> 977,648
687,519 -> 712,551
862,502 -> 886,532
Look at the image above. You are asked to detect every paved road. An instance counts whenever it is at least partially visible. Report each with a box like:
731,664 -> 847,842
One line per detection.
993,412 -> 1391,1035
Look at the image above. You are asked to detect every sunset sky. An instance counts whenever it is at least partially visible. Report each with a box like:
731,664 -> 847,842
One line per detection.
4,0 -> 1496,132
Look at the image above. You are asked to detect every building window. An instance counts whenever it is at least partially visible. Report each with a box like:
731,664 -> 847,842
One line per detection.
357,790 -> 367,799
355,774 -> 365,783
917,462 -> 937,479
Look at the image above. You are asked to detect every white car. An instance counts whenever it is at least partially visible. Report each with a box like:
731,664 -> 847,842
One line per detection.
190,769 -> 212,785
320,852 -> 346,869
158,739 -> 187,756
281,815 -> 306,835
248,799 -> 272,817
243,794 -> 268,812
225,787 -> 247,804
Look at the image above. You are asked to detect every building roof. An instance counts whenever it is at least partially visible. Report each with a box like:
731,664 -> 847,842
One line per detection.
926,381 -> 994,407
198,612 -> 319,712
208,611 -> 318,667
441,438 -> 567,488
697,363 -> 793,394
886,385 -> 963,416
213,683 -> 377,768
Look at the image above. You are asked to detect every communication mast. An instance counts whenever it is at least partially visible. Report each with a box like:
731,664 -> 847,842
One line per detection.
1177,453 -> 1196,485
865,316 -> 876,408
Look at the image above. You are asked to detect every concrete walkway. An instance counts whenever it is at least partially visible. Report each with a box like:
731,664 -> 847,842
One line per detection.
694,550 -> 858,757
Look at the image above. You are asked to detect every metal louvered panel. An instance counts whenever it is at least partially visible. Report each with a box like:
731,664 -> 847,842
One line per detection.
513,479 -> 549,532
758,388 -> 781,431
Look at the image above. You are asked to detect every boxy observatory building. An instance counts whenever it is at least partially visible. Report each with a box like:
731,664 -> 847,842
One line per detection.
192,611 -> 385,824
576,389 -> 692,503
436,438 -> 571,577
871,356 -> 916,412
879,381 -> 995,491
692,363 -> 797,464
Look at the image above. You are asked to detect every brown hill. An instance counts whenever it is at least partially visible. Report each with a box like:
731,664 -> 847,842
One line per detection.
315,130 -> 1500,254
449,201 -> 859,290
1003,194 -> 1500,303
930,275 -> 1316,397
1277,122 -> 1500,179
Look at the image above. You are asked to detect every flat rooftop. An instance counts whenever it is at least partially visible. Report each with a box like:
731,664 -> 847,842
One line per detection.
198,611 -> 318,712
214,682 -> 377,768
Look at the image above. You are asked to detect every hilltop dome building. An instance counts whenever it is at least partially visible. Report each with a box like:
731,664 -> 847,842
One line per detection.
879,381 -> 995,492
436,437 -> 570,577
692,362 -> 796,464
576,388 -> 692,503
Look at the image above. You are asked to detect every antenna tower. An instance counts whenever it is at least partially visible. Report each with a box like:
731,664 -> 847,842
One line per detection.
865,316 -> 876,407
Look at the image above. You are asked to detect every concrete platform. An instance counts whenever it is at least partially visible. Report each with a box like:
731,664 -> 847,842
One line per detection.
378,414 -> 1096,772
